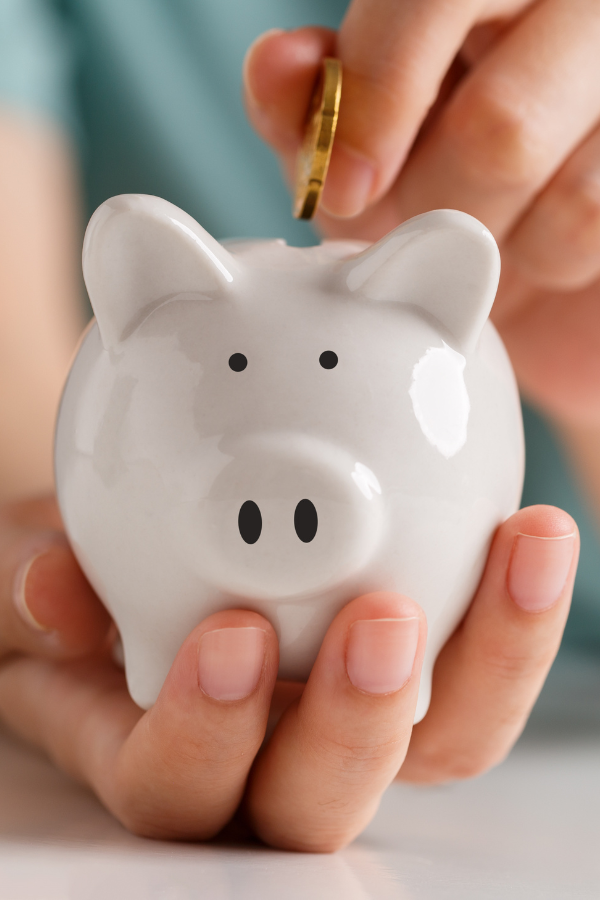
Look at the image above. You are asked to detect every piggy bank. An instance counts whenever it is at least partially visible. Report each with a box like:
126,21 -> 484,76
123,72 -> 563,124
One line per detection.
55,194 -> 524,720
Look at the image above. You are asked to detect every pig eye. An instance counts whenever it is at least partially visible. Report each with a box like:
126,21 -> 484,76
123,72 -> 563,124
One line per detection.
229,353 -> 248,372
319,351 -> 338,369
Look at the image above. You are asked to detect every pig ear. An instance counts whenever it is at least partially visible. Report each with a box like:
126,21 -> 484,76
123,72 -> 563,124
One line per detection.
340,209 -> 500,352
82,194 -> 238,349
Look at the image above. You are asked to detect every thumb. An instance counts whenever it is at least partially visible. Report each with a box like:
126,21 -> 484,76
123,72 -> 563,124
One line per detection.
0,497 -> 111,659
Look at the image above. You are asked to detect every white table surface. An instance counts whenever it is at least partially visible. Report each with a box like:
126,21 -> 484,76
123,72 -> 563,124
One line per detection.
1,649 -> 599,900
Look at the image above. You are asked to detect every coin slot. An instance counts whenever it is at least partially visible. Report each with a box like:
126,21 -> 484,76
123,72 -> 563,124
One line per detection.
294,499 -> 318,543
238,501 -> 262,544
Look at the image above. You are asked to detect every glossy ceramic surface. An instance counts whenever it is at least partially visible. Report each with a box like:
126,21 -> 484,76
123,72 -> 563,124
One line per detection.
55,195 -> 524,717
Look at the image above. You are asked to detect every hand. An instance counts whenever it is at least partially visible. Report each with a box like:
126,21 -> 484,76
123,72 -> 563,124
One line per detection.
0,497 -> 578,850
244,2 -> 600,430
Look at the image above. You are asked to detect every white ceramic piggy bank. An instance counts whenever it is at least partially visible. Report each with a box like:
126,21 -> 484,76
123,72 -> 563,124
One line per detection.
55,194 -> 524,720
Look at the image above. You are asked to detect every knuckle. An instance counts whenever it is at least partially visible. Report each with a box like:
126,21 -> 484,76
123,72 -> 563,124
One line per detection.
404,745 -> 507,784
474,625 -> 556,685
309,728 -> 404,775
561,172 -> 600,253
478,642 -> 550,685
161,730 -> 255,780
446,82 -> 548,188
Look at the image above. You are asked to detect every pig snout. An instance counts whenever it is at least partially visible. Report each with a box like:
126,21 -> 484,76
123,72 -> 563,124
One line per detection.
195,433 -> 384,601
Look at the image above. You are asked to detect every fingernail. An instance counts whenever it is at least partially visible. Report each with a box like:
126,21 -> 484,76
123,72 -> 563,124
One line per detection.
321,144 -> 376,218
508,532 -> 576,612
346,617 -> 420,695
198,627 -> 266,701
13,550 -> 57,633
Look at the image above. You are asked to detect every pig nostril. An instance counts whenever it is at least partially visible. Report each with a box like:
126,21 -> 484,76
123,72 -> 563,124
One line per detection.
238,501 -> 262,544
294,499 -> 318,543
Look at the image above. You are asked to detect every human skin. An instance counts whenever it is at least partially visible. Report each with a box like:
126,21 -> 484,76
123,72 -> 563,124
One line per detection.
0,0 -> 593,850
0,497 -> 579,849
0,116 -> 82,502
243,0 -> 600,530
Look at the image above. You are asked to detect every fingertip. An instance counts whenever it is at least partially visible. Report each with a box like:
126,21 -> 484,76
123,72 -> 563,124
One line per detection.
243,28 -> 287,109
243,27 -> 336,151
471,505 -> 579,621
320,142 -> 376,219
190,607 -> 278,643
336,591 -> 426,630
306,591 -> 426,700
341,594 -> 426,695
346,616 -> 421,696
503,507 -> 579,615
161,609 -> 279,707
503,504 -> 578,541
20,544 -> 112,654
244,26 -> 335,108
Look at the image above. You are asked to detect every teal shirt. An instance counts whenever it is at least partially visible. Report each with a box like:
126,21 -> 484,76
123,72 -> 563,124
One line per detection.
1,0 -> 599,651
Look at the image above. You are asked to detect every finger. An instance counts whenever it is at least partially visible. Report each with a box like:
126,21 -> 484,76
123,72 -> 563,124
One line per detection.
504,123 -> 600,290
244,27 -> 404,244
495,272 -> 600,424
394,0 -> 600,238
244,3 -> 486,217
0,497 -> 111,659
243,25 -> 466,238
324,0 -> 488,216
0,609 -> 279,840
244,27 -> 336,159
399,505 -> 578,784
246,593 -> 426,852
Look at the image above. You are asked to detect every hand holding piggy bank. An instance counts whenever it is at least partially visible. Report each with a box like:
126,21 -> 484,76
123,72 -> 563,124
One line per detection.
55,194 -> 523,719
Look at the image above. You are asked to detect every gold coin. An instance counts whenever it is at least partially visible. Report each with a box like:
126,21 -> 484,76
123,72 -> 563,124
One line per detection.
293,58 -> 342,220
